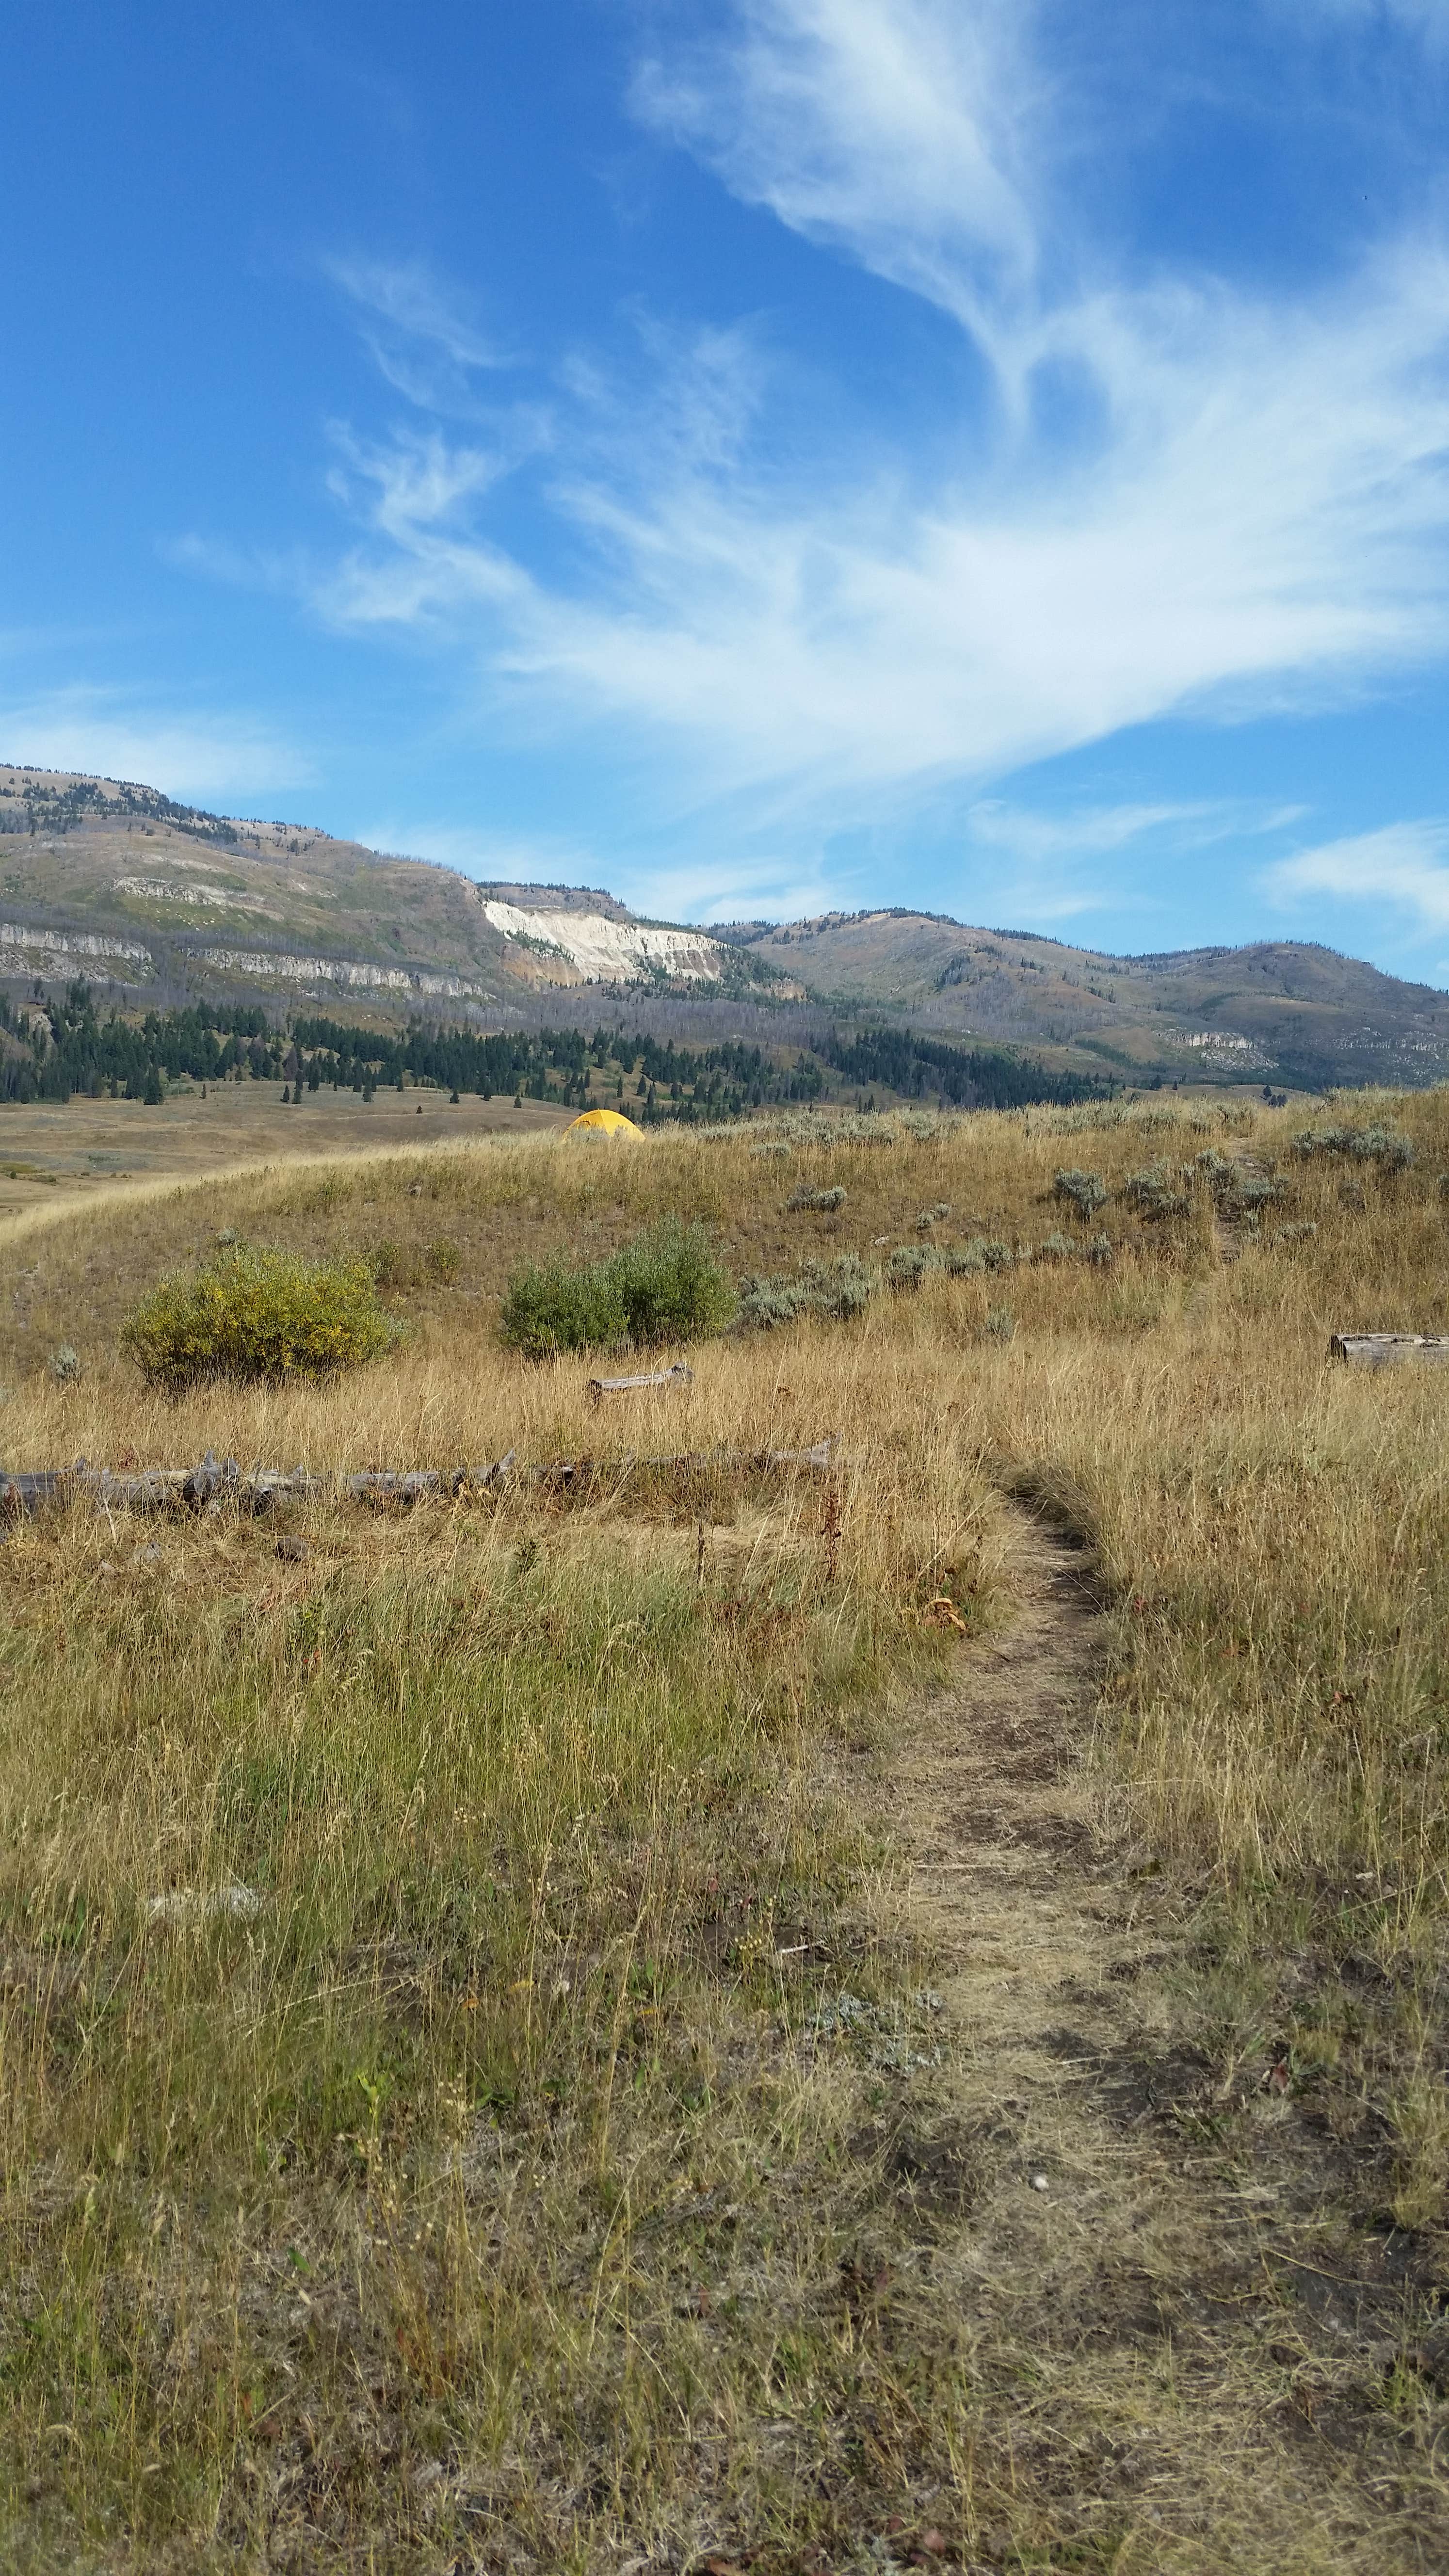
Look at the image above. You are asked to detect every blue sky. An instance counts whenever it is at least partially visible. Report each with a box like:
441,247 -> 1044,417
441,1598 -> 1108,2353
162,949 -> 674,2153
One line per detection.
4,1 -> 1449,976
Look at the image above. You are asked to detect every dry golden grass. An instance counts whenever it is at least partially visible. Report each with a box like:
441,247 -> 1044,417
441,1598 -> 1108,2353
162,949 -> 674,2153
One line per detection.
0,1079 -> 571,1226
3,1091 -> 1449,2571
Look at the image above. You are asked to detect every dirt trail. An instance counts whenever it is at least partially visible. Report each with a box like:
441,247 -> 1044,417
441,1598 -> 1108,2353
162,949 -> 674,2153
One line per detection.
880,1504 -> 1448,2573
898,1513 -> 1130,2059
1212,1143 -> 1272,1264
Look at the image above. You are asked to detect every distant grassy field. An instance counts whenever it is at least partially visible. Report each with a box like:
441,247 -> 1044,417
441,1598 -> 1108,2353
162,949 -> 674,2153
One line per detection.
0,1081 -> 570,1227
3,1095 -> 1449,2572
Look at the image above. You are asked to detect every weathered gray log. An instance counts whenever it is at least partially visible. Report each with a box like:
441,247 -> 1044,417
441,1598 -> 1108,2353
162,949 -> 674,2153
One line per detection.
2,1461 -> 194,1518
183,1451 -> 239,1507
1331,1334 -> 1449,1368
349,1470 -> 442,1504
0,1469 -> 69,1519
588,1363 -> 694,1402
0,1435 -> 837,1530
462,1450 -> 516,1491
240,1467 -> 328,1512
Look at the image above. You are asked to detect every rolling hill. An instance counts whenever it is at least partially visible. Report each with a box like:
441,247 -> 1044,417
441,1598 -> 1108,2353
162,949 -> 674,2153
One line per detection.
3,761 -> 1447,1089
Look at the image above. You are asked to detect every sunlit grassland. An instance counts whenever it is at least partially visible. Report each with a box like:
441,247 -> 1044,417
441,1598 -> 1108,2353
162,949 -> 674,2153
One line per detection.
3,1092 -> 1449,2568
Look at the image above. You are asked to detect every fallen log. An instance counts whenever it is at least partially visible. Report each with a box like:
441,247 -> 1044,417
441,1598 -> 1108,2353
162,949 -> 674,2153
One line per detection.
348,1469 -> 442,1504
588,1363 -> 694,1402
1330,1333 -> 1449,1368
0,1437 -> 837,1527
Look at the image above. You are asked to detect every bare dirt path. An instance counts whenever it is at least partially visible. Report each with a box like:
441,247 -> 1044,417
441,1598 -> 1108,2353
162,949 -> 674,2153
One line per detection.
1211,1142 -> 1273,1265
878,1505 -> 1449,2574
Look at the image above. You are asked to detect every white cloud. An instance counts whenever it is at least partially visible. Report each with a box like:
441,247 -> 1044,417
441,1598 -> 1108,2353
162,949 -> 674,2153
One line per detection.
195,1 -> 1449,868
1265,821 -> 1449,930
323,255 -> 513,409
634,0 -> 1041,348
967,799 -> 1218,864
628,846 -> 838,926
0,691 -> 314,805
306,234 -> 1449,819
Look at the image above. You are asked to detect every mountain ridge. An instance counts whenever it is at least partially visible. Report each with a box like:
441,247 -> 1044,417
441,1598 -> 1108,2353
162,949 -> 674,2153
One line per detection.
2,761 -> 1445,1089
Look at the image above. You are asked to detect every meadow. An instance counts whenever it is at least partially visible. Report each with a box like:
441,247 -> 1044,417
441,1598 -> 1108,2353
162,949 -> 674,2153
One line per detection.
2,1093 -> 1449,2573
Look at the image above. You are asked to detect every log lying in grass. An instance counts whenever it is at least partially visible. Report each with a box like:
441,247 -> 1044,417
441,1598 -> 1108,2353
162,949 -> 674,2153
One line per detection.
1330,1333 -> 1449,1368
588,1363 -> 694,1402
0,1437 -> 837,1524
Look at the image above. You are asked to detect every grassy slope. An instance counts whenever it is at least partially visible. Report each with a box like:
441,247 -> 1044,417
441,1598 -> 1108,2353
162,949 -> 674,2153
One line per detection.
742,914 -> 1449,1085
3,1100 -> 1449,2570
0,786 -> 521,993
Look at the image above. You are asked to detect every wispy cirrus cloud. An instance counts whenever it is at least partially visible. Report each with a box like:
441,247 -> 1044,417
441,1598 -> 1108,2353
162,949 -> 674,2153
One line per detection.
1265,821 -> 1449,933
964,797 -> 1302,867
178,2 -> 1449,903
301,235 -> 1449,818
322,254 -> 514,410
629,845 -> 837,927
955,796 -> 1305,921
633,0 -> 1042,349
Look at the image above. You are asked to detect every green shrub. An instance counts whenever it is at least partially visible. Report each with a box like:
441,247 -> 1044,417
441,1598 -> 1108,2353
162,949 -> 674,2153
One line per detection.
786,1184 -> 847,1212
1293,1123 -> 1413,1171
943,1237 -> 1017,1277
886,1244 -> 937,1291
121,1248 -> 399,1390
1192,1148 -> 1237,1197
500,1220 -> 735,1358
1123,1162 -> 1191,1221
1051,1167 -> 1107,1223
960,1235 -> 1014,1273
737,1254 -> 875,1332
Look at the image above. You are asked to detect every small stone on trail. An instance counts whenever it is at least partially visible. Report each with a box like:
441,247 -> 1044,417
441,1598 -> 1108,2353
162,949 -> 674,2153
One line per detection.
276,1534 -> 310,1562
1030,2172 -> 1049,2191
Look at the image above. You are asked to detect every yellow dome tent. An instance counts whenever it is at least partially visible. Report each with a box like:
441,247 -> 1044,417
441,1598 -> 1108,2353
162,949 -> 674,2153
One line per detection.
563,1107 -> 643,1141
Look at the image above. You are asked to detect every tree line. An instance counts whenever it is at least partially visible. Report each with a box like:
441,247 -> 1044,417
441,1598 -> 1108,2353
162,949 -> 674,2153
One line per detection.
0,983 -> 1107,1116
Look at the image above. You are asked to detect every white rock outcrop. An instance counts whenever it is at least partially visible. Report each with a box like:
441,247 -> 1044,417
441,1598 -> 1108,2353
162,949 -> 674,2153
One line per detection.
481,899 -> 723,983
